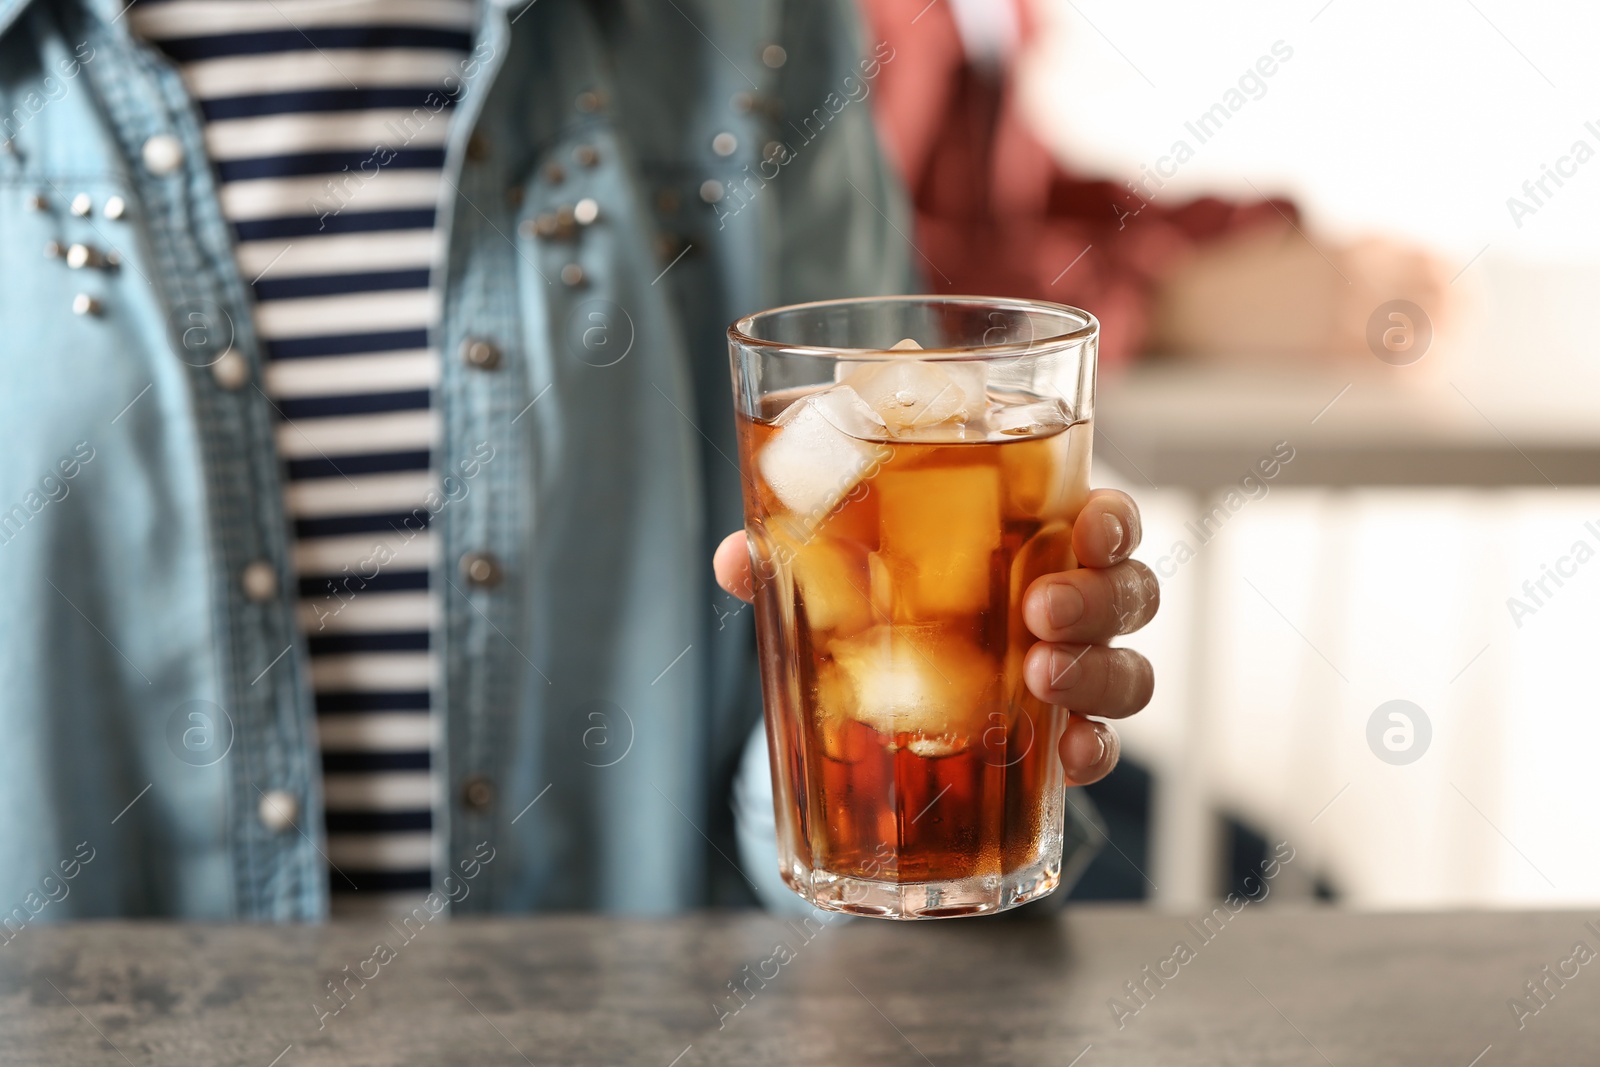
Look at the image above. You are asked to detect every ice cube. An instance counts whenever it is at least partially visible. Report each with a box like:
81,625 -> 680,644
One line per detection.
988,397 -> 1069,438
841,357 -> 988,437
821,624 -> 998,742
816,667 -> 873,762
875,462 -> 1002,617
1000,417 -> 1092,519
867,550 -> 898,623
906,734 -> 966,758
777,532 -> 873,636
757,386 -> 886,524
805,382 -> 888,437
831,338 -> 924,384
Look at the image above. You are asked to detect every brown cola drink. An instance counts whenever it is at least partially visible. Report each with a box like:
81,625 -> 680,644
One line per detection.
738,359 -> 1092,917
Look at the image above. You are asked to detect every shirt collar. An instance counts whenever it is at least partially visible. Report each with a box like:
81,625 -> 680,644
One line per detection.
2,0 -> 134,45
0,0 -> 34,40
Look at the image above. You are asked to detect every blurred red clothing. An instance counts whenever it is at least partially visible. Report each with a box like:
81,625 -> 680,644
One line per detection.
858,0 -> 1296,366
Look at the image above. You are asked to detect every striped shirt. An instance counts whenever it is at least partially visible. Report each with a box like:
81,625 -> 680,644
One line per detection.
131,0 -> 474,914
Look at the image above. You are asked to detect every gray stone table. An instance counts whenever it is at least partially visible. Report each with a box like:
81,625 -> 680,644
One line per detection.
3,907 -> 1598,1065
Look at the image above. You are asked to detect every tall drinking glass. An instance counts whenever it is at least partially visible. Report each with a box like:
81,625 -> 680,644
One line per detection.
728,296 -> 1098,918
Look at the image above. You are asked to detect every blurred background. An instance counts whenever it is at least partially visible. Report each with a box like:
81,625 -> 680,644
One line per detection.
860,0 -> 1600,910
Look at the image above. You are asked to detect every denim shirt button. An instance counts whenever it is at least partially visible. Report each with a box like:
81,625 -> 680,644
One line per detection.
211,351 -> 249,390
141,134 -> 184,175
241,560 -> 278,601
460,551 -> 502,588
461,775 -> 495,812
258,790 -> 299,832
69,193 -> 92,217
573,197 -> 599,226
103,196 -> 128,220
711,132 -> 737,157
459,338 -> 501,371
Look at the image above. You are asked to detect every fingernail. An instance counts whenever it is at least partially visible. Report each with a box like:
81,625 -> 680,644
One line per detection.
1049,647 -> 1084,689
1046,583 -> 1085,629
1091,724 -> 1109,768
1103,512 -> 1126,560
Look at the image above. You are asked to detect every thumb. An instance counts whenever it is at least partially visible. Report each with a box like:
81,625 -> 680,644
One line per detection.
714,530 -> 754,603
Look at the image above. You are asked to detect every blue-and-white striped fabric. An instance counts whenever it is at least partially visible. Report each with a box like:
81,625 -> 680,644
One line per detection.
130,0 -> 474,914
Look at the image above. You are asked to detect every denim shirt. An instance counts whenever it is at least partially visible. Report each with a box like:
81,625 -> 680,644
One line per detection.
0,0 -> 1097,921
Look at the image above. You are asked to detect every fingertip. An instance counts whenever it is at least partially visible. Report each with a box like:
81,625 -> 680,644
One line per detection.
1059,715 -> 1119,786
1022,573 -> 1083,642
714,530 -> 754,603
1075,489 -> 1141,567
1023,640 -> 1079,702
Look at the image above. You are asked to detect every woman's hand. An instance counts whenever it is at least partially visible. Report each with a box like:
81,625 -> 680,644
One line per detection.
713,488 -> 1159,787
1015,489 -> 1158,785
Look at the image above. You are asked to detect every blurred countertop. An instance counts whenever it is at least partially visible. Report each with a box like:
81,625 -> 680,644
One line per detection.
1095,362 -> 1600,489
2,907 -> 1595,1065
